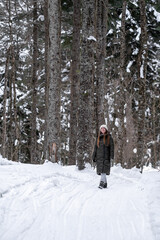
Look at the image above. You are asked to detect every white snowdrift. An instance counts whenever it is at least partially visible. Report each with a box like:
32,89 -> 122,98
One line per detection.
0,156 -> 19,166
0,155 -> 160,240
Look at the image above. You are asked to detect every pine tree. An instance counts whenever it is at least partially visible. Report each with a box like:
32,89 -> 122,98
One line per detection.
31,0 -> 38,163
95,0 -> 108,132
43,0 -> 49,161
77,0 -> 96,170
68,0 -> 81,165
48,0 -> 61,162
136,0 -> 148,171
116,0 -> 127,167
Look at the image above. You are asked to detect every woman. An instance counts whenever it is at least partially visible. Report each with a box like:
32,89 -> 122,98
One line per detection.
92,124 -> 114,189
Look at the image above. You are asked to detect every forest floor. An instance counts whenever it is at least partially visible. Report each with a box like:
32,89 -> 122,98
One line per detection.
0,156 -> 160,240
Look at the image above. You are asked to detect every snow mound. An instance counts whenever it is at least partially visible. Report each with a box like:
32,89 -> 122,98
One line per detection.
0,155 -> 19,165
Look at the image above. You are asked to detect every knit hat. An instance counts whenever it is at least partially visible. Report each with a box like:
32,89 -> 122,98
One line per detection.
99,124 -> 108,131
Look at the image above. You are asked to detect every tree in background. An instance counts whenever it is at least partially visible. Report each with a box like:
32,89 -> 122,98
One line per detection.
105,0 -> 160,169
77,0 -> 96,170
1,0 -> 20,161
136,0 -> 148,171
95,0 -> 108,133
31,0 -> 38,163
116,0 -> 127,167
48,0 -> 61,162
68,0 -> 81,165
43,0 -> 49,161
2,47 -> 10,159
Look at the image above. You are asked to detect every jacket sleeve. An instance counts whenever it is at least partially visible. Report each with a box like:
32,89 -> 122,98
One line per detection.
92,140 -> 97,162
110,135 -> 114,159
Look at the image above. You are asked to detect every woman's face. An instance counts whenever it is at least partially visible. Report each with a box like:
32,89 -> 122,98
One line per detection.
100,127 -> 106,134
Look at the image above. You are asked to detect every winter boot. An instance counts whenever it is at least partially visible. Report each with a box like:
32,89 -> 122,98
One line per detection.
103,183 -> 107,188
98,181 -> 104,189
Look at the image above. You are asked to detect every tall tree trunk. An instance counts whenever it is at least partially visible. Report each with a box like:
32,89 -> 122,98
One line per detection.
2,48 -> 10,158
8,60 -> 13,160
31,0 -> 38,164
157,95 -> 160,164
95,0 -> 108,133
11,45 -> 19,162
152,95 -> 157,167
77,0 -> 96,170
5,0 -> 20,162
12,3 -> 19,162
136,0 -> 148,172
68,0 -> 81,165
43,0 -> 49,161
7,0 -> 14,161
48,0 -> 61,163
117,0 -> 127,166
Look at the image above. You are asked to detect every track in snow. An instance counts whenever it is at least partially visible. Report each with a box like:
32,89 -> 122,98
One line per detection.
0,163 -> 157,240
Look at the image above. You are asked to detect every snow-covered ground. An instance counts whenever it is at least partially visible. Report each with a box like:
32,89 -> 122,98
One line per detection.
0,155 -> 160,240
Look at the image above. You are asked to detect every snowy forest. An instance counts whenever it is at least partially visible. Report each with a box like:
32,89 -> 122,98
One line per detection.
0,0 -> 160,170
0,1 -> 160,239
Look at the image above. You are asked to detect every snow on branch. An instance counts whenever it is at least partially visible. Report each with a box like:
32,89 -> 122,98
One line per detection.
87,36 -> 97,42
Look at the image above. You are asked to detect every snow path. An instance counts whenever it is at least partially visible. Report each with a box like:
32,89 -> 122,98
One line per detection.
0,161 -> 159,240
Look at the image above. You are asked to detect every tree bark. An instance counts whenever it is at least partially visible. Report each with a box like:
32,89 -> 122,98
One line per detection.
136,0 -> 148,171
77,0 -> 96,170
152,95 -> 157,167
31,0 -> 38,164
2,48 -> 10,158
48,0 -> 61,163
7,0 -> 14,161
95,0 -> 108,133
117,0 -> 127,166
43,0 -> 49,161
11,45 -> 19,162
68,0 -> 81,165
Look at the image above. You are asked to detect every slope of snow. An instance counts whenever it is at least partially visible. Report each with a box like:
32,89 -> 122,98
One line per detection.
0,156 -> 160,240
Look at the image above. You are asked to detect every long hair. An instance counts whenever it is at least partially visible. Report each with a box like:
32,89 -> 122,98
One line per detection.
97,132 -> 110,147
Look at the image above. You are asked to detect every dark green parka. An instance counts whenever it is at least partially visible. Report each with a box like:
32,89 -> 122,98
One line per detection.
92,133 -> 114,175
